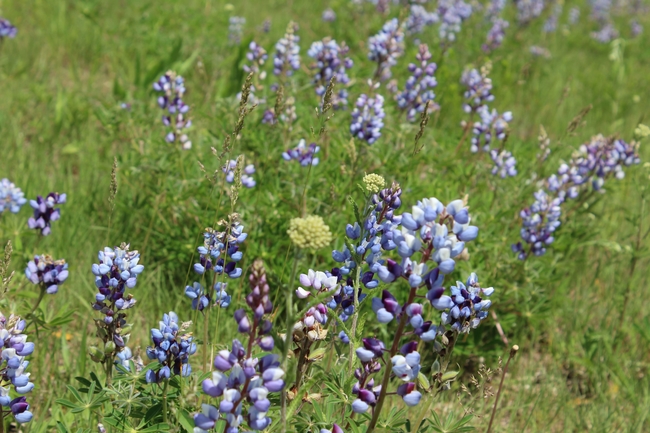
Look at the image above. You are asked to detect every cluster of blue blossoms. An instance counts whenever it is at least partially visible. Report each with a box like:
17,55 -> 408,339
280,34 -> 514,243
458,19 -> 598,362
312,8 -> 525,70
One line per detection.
350,88 -> 386,145
90,245 -> 144,363
405,4 -> 438,37
0,178 -> 27,214
27,192 -> 66,236
145,312 -> 196,383
194,260 -> 284,432
513,134 -> 640,259
186,221 -> 247,311
0,313 -> 35,423
223,159 -> 256,189
515,0 -> 545,25
282,139 -> 320,167
153,72 -> 192,150
395,43 -> 437,122
437,0 -> 473,43
307,38 -> 353,109
273,22 -> 300,78
367,18 -> 405,81
0,18 -> 16,39
25,255 -> 68,295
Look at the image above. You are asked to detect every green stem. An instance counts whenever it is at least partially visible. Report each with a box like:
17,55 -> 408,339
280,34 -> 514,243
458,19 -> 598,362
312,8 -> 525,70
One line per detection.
162,379 -> 170,423
104,358 -> 113,388
366,286 -> 418,433
202,307 -> 210,371
348,265 -> 362,369
0,407 -> 4,433
29,286 -> 47,317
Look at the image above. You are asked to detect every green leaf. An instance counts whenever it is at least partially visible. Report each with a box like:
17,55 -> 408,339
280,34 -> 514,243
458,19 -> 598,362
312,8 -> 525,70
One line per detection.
417,371 -> 431,390
441,371 -> 459,382
178,409 -> 196,433
55,399 -> 78,409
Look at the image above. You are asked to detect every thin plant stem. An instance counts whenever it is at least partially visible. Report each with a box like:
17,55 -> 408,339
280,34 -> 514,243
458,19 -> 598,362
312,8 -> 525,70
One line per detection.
486,345 -> 519,433
0,408 -> 4,433
281,250 -> 300,433
162,379 -> 170,423
348,265 -> 362,369
29,285 -> 46,317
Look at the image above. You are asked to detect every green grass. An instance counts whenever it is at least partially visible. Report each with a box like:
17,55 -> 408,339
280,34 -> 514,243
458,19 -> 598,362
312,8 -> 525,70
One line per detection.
0,0 -> 649,431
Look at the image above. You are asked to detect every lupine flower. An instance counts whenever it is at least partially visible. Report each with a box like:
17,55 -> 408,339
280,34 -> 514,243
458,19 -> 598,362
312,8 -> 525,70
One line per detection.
543,3 -> 562,33
569,7 -> 580,24
363,173 -> 386,194
145,312 -> 196,383
0,18 -> 17,39
243,42 -> 268,80
228,16 -> 246,45
630,20 -> 643,37
0,179 -> 27,214
460,67 -> 494,115
490,149 -> 518,178
185,281 -> 231,311
322,8 -> 336,22
0,314 -> 35,423
282,139 -> 320,166
321,425 -> 344,433
307,38 -> 353,109
405,5 -> 438,36
287,215 -> 332,250
529,45 -> 551,58
437,0 -> 473,43
25,255 -> 68,295
483,18 -> 509,52
589,0 -> 611,22
153,71 -> 192,150
433,273 -> 494,333
195,260 -> 284,432
397,382 -> 422,406
485,0 -> 507,19
470,106 -> 513,153
273,21 -> 300,78
591,23 -> 619,43
194,219 -> 247,279
513,135 -> 640,259
395,44 -> 437,122
27,192 -> 66,236
90,244 -> 144,363
368,18 -> 405,81
223,159 -> 256,188
351,89 -> 386,145
514,0 -> 545,25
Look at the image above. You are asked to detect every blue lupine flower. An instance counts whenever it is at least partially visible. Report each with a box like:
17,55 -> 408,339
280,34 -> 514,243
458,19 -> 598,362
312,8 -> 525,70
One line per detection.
350,91 -> 385,145
25,255 -> 68,295
282,139 -> 320,166
0,179 -> 27,214
194,222 -> 247,279
0,314 -> 35,424
185,282 -> 210,311
145,311 -> 196,383
490,149 -> 518,178
483,18 -> 509,52
228,16 -> 246,45
397,382 -> 422,406
437,273 -> 494,333
405,5 -> 438,36
515,0 -> 545,25
368,18 -> 405,81
543,3 -> 562,33
0,18 -> 17,39
569,6 -> 580,24
471,106 -> 513,153
321,424 -> 344,433
27,192 -> 66,236
273,22 -> 300,78
460,67 -> 494,115
437,0 -> 473,43
223,159 -> 256,188
395,44 -> 438,122
153,72 -> 192,150
322,8 -> 336,22
307,38 -> 353,109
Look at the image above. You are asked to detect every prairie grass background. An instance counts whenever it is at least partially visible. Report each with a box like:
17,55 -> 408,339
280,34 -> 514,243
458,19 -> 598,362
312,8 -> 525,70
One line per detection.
0,0 -> 649,431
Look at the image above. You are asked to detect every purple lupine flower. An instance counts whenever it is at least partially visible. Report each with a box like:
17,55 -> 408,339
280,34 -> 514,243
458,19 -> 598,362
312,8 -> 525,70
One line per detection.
145,312 -> 196,383
395,44 -> 438,122
153,72 -> 192,149
25,255 -> 68,295
470,106 -> 513,153
195,260 -> 283,432
512,189 -> 562,259
368,18 -> 405,81
0,179 -> 27,214
282,139 -> 320,166
320,425 -> 344,433
514,0 -> 545,25
485,0 -> 507,19
569,7 -> 580,24
350,89 -> 386,145
273,22 -> 300,78
193,220 -> 247,279
591,23 -> 619,43
0,18 -> 17,39
223,159 -> 256,188
397,382 -> 422,406
483,18 -> 509,52
228,16 -> 246,45
460,68 -> 494,114
490,149 -> 518,178
437,0 -> 473,43
27,192 -> 66,236
90,245 -> 143,367
243,42 -> 268,80
0,313 -> 35,423
589,0 -> 611,22
307,38 -> 353,109
405,4 -> 438,36
529,45 -> 551,58
543,3 -> 562,33
322,8 -> 336,22
630,20 -> 643,37
185,281 -> 231,311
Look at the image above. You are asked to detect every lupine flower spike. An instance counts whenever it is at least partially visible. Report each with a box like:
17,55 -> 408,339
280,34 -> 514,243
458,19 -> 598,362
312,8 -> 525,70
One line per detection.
27,192 -> 66,236
0,179 -> 27,214
25,255 -> 68,295
145,312 -> 196,383
351,81 -> 386,145
368,18 -> 405,81
395,44 -> 437,122
307,38 -> 353,110
0,314 -> 35,423
282,139 -> 320,166
0,18 -> 17,39
153,71 -> 192,150
224,159 -> 256,188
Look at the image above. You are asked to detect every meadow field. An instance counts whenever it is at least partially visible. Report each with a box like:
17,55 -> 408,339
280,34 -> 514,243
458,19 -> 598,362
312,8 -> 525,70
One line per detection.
0,0 -> 649,432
